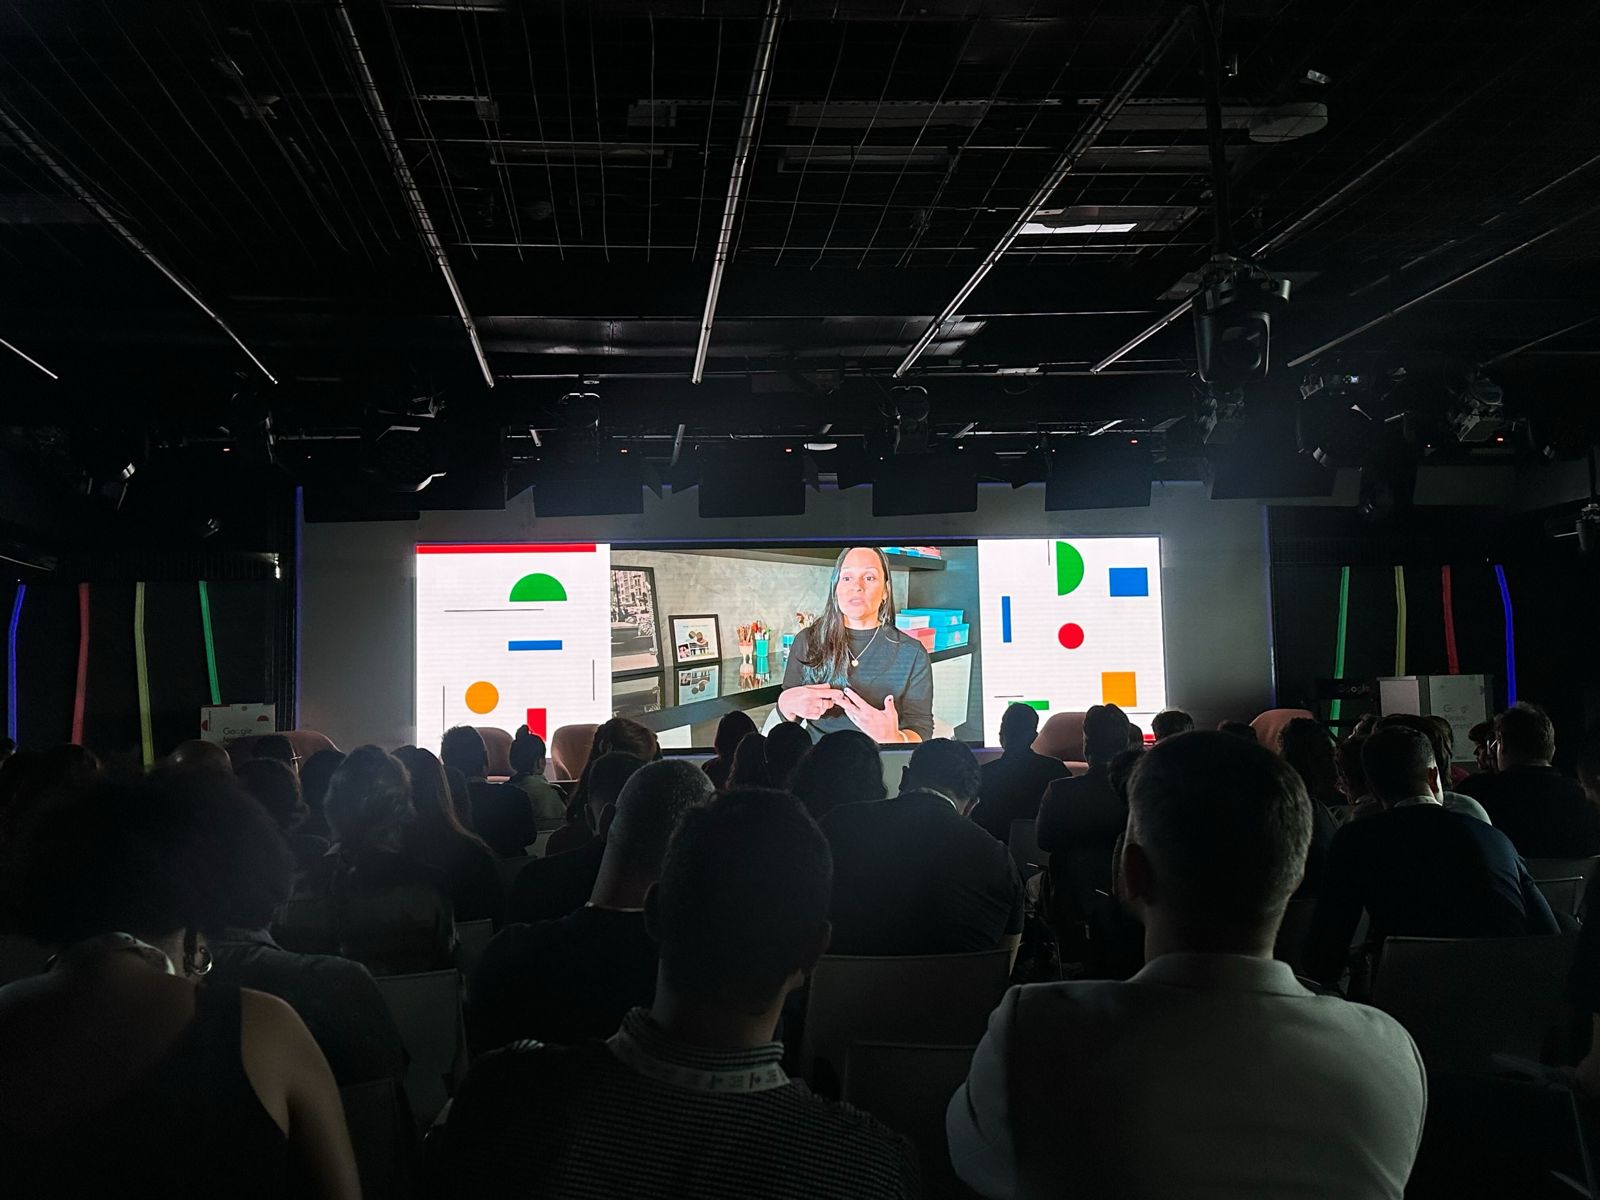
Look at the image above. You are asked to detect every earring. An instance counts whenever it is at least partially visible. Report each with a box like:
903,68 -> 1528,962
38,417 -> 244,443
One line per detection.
182,933 -> 214,978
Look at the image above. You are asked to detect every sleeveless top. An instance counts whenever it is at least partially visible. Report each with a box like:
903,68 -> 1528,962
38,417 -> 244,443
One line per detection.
0,982 -> 290,1198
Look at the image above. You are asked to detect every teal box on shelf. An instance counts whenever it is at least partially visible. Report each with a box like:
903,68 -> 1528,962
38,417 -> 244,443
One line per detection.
896,607 -> 965,629
932,623 -> 970,650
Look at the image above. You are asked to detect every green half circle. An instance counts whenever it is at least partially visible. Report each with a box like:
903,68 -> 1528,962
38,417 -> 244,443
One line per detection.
509,572 -> 568,602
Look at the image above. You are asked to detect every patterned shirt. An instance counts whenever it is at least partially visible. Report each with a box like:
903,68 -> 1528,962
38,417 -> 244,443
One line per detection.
442,1007 -> 921,1199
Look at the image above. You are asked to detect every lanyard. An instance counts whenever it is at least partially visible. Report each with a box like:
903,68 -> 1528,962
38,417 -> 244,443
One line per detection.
608,1029 -> 791,1094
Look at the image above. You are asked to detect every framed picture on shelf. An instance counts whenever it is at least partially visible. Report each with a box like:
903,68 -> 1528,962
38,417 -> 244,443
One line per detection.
610,566 -> 664,676
669,614 -> 722,665
677,665 -> 721,698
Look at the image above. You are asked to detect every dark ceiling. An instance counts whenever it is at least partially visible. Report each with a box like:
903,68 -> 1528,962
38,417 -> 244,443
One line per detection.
2,0 -> 1599,502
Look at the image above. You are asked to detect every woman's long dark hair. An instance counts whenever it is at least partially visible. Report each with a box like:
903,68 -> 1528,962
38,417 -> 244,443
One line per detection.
798,546 -> 900,684
394,745 -> 487,851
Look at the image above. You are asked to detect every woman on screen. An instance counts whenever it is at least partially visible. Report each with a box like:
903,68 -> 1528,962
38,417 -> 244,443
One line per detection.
776,546 -> 934,744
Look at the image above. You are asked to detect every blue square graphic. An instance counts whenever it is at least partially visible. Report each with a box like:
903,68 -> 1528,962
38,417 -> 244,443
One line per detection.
1108,567 -> 1149,597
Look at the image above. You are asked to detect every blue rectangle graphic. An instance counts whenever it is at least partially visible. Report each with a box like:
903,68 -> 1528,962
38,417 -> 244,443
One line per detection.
508,639 -> 564,651
1108,567 -> 1149,597
1000,595 -> 1012,643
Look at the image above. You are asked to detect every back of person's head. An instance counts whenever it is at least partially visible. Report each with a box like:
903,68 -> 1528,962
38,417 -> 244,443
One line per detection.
999,703 -> 1040,751
1337,735 -> 1369,801
1217,720 -> 1257,742
650,788 -> 832,1006
169,739 -> 233,774
325,745 -> 413,850
440,725 -> 489,778
1361,725 -> 1437,806
591,717 -> 661,764
1496,701 -> 1556,767
299,749 -> 345,807
605,760 -> 716,881
901,738 -> 981,807
1348,713 -> 1380,740
1127,724 -> 1145,750
789,729 -> 886,822
763,721 -> 812,790
727,732 -> 771,789
1277,718 -> 1338,800
713,711 -> 759,762
1107,746 -> 1143,803
252,734 -> 296,770
30,744 -> 103,793
1084,704 -> 1132,765
3,770 -> 293,946
393,745 -> 480,844
1377,713 -> 1451,778
509,727 -> 547,776
234,758 -> 306,834
1426,715 -> 1456,767
586,752 -> 648,828
1125,732 -> 1312,935
1151,709 -> 1194,741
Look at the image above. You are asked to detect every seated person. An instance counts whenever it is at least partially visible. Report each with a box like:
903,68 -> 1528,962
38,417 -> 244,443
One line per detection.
275,746 -> 455,975
504,753 -> 646,925
1456,702 -> 1600,856
1274,719 -> 1343,897
970,703 -> 1070,843
947,732 -> 1427,1199
507,727 -> 566,823
235,758 -> 329,872
0,771 -> 359,1197
546,718 -> 660,857
468,760 -> 714,1054
1036,704 -> 1132,920
704,711 -> 759,791
440,789 -> 918,1199
823,739 -> 1024,959
442,726 -> 535,858
394,746 -> 502,924
1150,708 -> 1194,741
1304,726 -> 1558,988
763,720 -> 813,791
1374,714 -> 1490,822
788,729 -> 886,824
167,738 -> 233,774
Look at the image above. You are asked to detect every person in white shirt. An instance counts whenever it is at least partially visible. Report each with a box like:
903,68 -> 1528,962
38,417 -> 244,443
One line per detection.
947,730 -> 1428,1199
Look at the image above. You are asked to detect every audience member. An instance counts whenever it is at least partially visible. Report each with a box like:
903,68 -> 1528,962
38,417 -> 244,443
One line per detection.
1337,734 -> 1369,805
275,745 -> 455,974
545,750 -> 648,858
0,772 -> 360,1197
506,752 -> 648,924
468,760 -> 714,1054
1426,714 -> 1469,786
1569,739 -> 1600,1096
1037,704 -> 1132,920
235,758 -> 329,872
297,748 -> 344,840
168,738 -> 233,774
789,729 -> 886,823
253,734 -> 298,771
442,725 -> 536,858
1467,720 -> 1497,775
947,731 -> 1426,1198
507,727 -> 566,822
824,739 -> 1023,958
1126,723 -> 1145,750
1273,718 -> 1341,896
705,711 -> 759,790
1456,702 -> 1600,855
442,790 -> 918,1200
394,746 -> 501,924
1304,726 -> 1558,988
1375,713 -> 1490,823
970,703 -> 1069,842
1150,709 -> 1194,741
727,731 -> 771,789
1217,720 -> 1256,741
566,718 -> 661,821
764,720 -> 813,791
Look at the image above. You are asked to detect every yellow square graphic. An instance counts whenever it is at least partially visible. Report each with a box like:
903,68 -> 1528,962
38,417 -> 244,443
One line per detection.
1101,671 -> 1138,708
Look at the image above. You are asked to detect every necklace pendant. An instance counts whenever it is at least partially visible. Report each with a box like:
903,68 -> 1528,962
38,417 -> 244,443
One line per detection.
850,658 -> 859,668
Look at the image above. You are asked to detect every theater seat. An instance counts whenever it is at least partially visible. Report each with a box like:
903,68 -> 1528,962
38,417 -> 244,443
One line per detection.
1250,708 -> 1314,752
1031,712 -> 1085,765
374,969 -> 467,1128
226,729 -> 338,768
843,1043 -> 981,1200
550,723 -> 598,782
476,726 -> 513,778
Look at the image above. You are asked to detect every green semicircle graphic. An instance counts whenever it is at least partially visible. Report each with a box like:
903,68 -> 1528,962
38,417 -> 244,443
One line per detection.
509,572 -> 568,602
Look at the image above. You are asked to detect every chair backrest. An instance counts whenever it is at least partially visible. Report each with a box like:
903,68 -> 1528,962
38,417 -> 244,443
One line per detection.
1535,877 -> 1584,919
1273,898 -> 1317,974
1007,819 -> 1050,874
225,728 -> 338,769
1370,934 -> 1576,1075
374,969 -> 467,1127
799,949 -> 1011,1095
454,919 -> 495,977
549,723 -> 599,782
477,726 -> 514,778
1250,708 -> 1315,751
527,829 -> 556,858
1527,857 -> 1600,913
340,1077 -> 417,1200
1031,712 -> 1085,763
843,1043 -> 981,1200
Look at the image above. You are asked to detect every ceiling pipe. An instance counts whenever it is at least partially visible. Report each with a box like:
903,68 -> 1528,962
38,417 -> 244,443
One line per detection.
892,6 -> 1193,379
334,2 -> 493,388
1288,194 -> 1600,368
0,106 -> 276,385
1481,313 -> 1600,367
0,335 -> 59,381
692,0 -> 783,384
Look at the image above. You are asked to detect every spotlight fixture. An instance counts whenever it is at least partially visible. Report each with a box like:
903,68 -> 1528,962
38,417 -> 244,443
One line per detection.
1193,257 -> 1291,391
887,386 -> 932,455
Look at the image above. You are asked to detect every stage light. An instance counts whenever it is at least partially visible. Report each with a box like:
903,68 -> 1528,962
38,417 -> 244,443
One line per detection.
1044,438 -> 1152,511
1193,259 -> 1291,391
